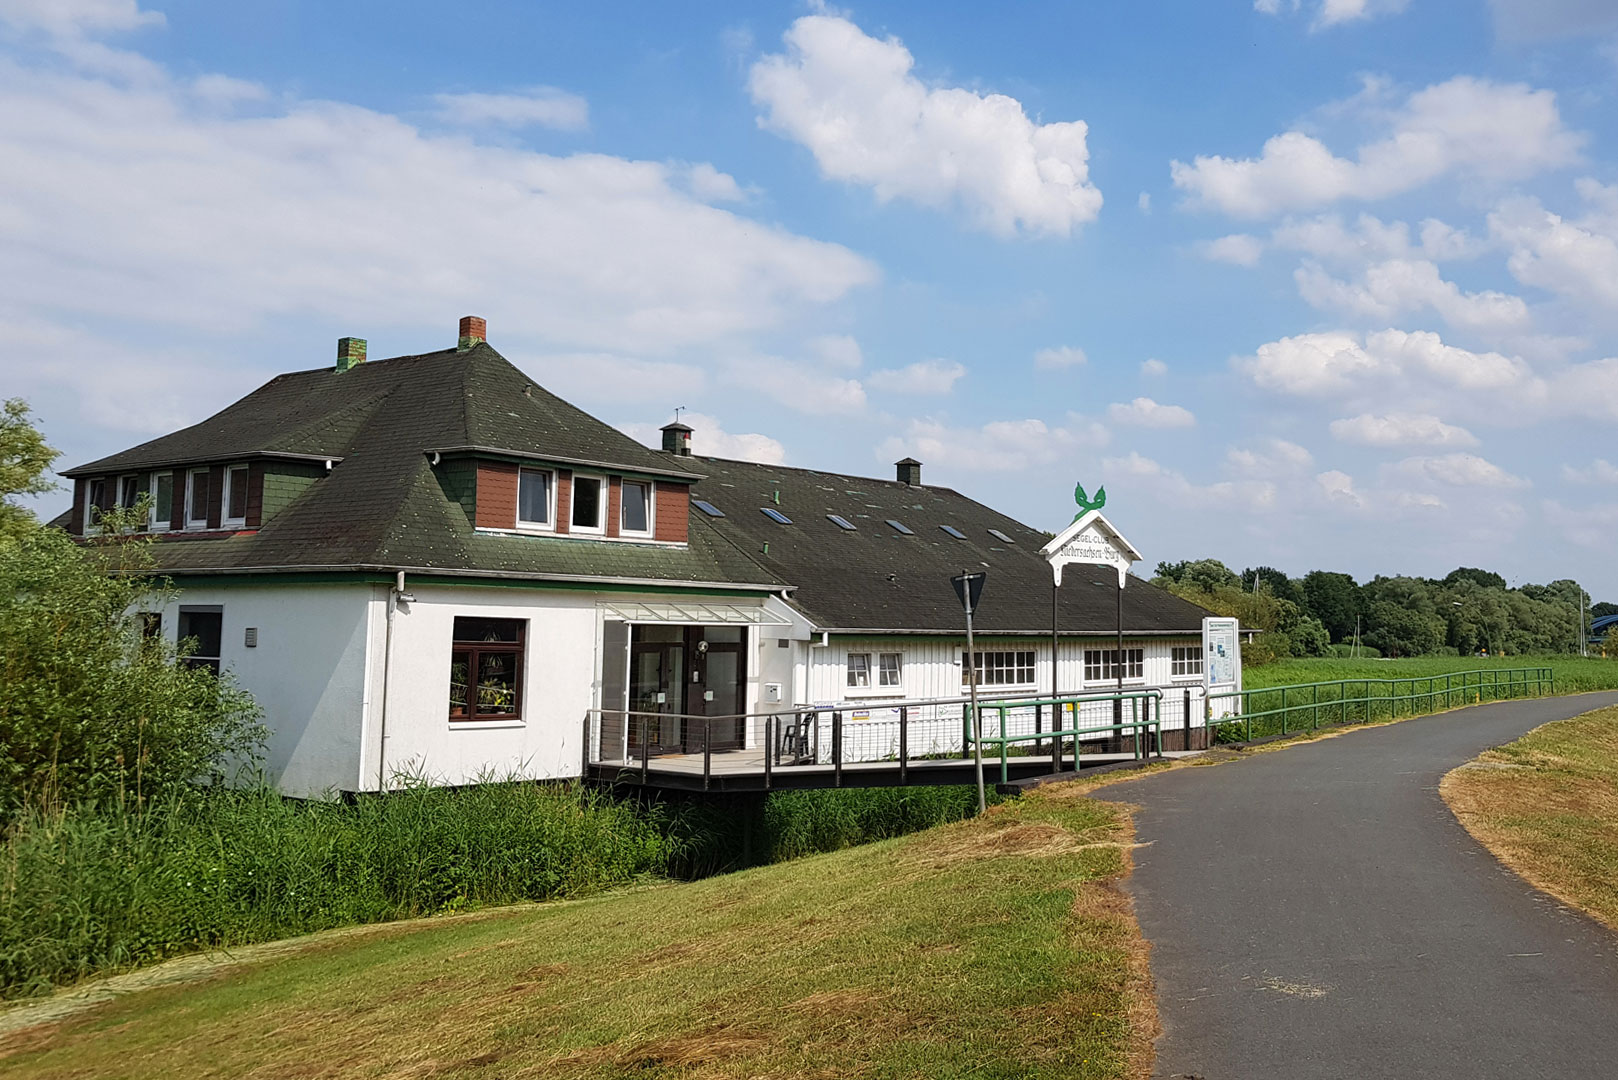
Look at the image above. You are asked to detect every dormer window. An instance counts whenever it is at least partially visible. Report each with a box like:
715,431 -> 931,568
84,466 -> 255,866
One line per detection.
223,465 -> 249,527
185,468 -> 211,529
517,467 -> 554,530
620,480 -> 653,536
150,473 -> 173,531
83,477 -> 107,532
571,474 -> 605,533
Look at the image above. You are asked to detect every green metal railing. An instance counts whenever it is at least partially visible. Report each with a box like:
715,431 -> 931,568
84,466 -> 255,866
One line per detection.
970,690 -> 1164,784
1206,667 -> 1555,743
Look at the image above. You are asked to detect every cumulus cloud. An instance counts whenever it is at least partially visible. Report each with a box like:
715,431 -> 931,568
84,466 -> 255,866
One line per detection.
807,334 -> 864,370
1315,469 -> 1364,509
1106,397 -> 1196,428
1034,345 -> 1087,370
0,0 -> 162,36
1293,259 -> 1530,335
867,359 -> 966,395
1140,358 -> 1168,377
1203,233 -> 1264,266
431,87 -> 589,131
1236,328 -> 1533,396
1490,187 -> 1618,315
726,357 -> 866,416
749,14 -> 1102,237
1488,0 -> 1618,42
1226,439 -> 1314,477
1563,459 -> 1618,484
1172,77 -> 1583,218
621,411 -> 785,465
1388,453 -> 1528,488
1271,213 -> 1485,265
879,415 -> 1108,472
1329,412 -> 1479,447
1102,451 -> 1277,511
1255,0 -> 1411,30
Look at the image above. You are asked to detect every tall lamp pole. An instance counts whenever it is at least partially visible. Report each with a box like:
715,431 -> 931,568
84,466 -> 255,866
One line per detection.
953,570 -> 988,815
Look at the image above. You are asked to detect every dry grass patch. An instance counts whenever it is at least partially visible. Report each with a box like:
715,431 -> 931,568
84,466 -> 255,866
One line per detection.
1443,705 -> 1618,932
0,790 -> 1157,1080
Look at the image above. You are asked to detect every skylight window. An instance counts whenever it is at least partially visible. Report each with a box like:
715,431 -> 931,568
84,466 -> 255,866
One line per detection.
940,525 -> 966,539
988,529 -> 1016,544
886,519 -> 914,535
760,507 -> 793,524
828,514 -> 857,531
693,499 -> 725,517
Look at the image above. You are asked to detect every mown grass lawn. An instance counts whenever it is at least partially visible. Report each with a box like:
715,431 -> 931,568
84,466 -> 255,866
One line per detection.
1443,705 -> 1618,932
0,788 -> 1152,1080
1248,655 -> 1618,694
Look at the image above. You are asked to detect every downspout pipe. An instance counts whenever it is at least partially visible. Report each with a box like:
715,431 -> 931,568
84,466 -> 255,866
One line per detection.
378,570 -> 404,791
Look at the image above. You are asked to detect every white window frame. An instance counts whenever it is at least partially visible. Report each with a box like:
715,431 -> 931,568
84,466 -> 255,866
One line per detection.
117,474 -> 141,511
878,651 -> 903,689
1084,648 -> 1145,684
149,472 -> 173,531
516,467 -> 556,531
962,650 -> 1037,688
1171,646 -> 1204,679
619,479 -> 654,537
222,464 -> 249,528
83,477 -> 107,534
569,473 -> 606,534
185,468 -> 211,529
846,652 -> 871,689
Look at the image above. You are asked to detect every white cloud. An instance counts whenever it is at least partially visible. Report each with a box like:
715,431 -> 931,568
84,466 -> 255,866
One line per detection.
1271,212 -> 1484,265
1140,358 -> 1167,377
1034,345 -> 1087,370
1226,438 -> 1314,476
685,162 -> 746,202
1255,0 -> 1411,29
1203,233 -> 1264,266
1293,258 -> 1530,335
1315,469 -> 1364,509
1490,190 -> 1618,314
1544,499 -> 1618,548
867,359 -> 966,395
1488,0 -> 1618,42
726,357 -> 866,416
1563,459 -> 1618,484
1172,77 -> 1583,218
0,50 -> 878,359
1236,328 -> 1534,396
621,411 -> 785,465
431,87 -> 589,131
1137,191 -> 1152,213
749,14 -> 1102,237
1237,331 -> 1392,395
1329,412 -> 1479,447
531,352 -> 704,405
1106,397 -> 1196,428
807,333 -> 864,370
0,0 -> 162,36
1103,451 -> 1278,511
1389,452 -> 1528,488
879,415 -> 1108,472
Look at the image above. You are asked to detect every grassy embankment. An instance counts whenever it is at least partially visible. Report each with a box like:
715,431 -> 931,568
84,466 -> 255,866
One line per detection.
1247,655 -> 1618,693
1443,705 -> 1618,931
0,787 -> 1152,1080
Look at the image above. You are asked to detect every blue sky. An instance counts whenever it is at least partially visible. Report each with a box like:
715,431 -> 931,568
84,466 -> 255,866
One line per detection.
4,0 -> 1617,592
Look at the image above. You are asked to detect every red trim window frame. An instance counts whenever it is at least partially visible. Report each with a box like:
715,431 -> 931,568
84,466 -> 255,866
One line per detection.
448,617 -> 526,721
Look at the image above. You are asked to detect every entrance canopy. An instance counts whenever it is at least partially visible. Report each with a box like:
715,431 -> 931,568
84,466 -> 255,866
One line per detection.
599,600 -> 790,625
1039,510 -> 1143,589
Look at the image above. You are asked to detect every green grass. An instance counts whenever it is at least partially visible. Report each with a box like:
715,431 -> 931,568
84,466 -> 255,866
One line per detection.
1247,655 -> 1618,693
1443,705 -> 1618,932
0,790 -> 1149,1080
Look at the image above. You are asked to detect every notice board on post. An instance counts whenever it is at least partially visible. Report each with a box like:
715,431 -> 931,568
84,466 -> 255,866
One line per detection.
1203,616 -> 1241,721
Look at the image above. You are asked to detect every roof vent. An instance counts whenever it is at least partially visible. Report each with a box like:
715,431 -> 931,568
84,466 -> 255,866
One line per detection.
895,457 -> 922,485
661,422 -> 693,456
458,315 -> 487,351
336,337 -> 367,373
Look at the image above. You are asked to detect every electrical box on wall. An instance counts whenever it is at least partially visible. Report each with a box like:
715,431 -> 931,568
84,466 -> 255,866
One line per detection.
764,683 -> 783,703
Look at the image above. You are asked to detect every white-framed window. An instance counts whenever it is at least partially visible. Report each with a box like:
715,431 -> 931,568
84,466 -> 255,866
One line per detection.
570,474 -> 605,533
962,650 -> 1036,687
222,465 -> 249,527
1172,646 -> 1204,678
878,652 -> 902,688
83,477 -> 107,532
185,468 -> 211,529
1085,648 -> 1145,683
117,475 -> 141,511
517,467 -> 554,530
150,472 -> 174,531
847,652 -> 871,688
620,479 -> 653,536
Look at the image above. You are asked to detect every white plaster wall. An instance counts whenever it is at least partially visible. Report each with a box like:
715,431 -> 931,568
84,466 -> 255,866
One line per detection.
157,583 -> 374,797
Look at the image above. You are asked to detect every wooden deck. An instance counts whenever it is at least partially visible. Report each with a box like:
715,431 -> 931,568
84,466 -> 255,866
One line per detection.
587,748 -> 1203,792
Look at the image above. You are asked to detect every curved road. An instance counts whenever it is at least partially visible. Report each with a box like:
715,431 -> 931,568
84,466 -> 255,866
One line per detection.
1105,692 -> 1618,1080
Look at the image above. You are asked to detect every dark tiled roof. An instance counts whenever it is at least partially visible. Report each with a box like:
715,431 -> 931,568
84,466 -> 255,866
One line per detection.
685,457 -> 1212,635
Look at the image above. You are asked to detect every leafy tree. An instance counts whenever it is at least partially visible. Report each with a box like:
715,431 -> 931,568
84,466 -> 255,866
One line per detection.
1243,565 -> 1304,606
1443,567 -> 1507,591
1300,571 -> 1362,643
1592,601 -> 1618,619
0,398 -> 57,540
1152,558 -> 1241,593
1363,600 -> 1445,657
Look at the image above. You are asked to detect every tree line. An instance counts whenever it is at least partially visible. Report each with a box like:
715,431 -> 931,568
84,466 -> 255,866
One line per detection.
1152,559 -> 1596,663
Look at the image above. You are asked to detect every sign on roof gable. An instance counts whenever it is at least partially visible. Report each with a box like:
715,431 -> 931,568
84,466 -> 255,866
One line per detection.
1038,509 -> 1142,588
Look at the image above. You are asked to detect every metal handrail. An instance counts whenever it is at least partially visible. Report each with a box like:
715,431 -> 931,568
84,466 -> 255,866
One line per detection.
977,689 -> 1165,783
1204,667 -> 1556,742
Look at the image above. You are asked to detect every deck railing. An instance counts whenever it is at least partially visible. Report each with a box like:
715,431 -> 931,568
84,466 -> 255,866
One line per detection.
1205,667 -> 1556,742
587,686 -> 1177,790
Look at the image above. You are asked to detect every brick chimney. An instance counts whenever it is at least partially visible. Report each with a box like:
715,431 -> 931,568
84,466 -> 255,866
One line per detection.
895,457 -> 922,485
458,315 -> 487,351
661,422 -> 693,456
336,337 -> 367,373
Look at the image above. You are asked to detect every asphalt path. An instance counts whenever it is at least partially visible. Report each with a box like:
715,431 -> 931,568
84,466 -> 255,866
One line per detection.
1104,692 -> 1618,1080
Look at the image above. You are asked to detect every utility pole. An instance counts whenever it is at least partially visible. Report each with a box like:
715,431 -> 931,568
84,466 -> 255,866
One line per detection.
952,570 -> 988,815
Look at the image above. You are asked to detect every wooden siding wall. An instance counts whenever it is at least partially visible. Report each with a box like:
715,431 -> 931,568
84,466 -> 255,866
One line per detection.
474,461 -> 518,530
605,477 -> 622,538
654,482 -> 688,543
554,470 -> 572,534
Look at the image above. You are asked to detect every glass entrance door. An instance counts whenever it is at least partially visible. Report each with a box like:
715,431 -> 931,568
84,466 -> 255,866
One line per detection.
685,626 -> 746,752
628,626 -> 685,754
